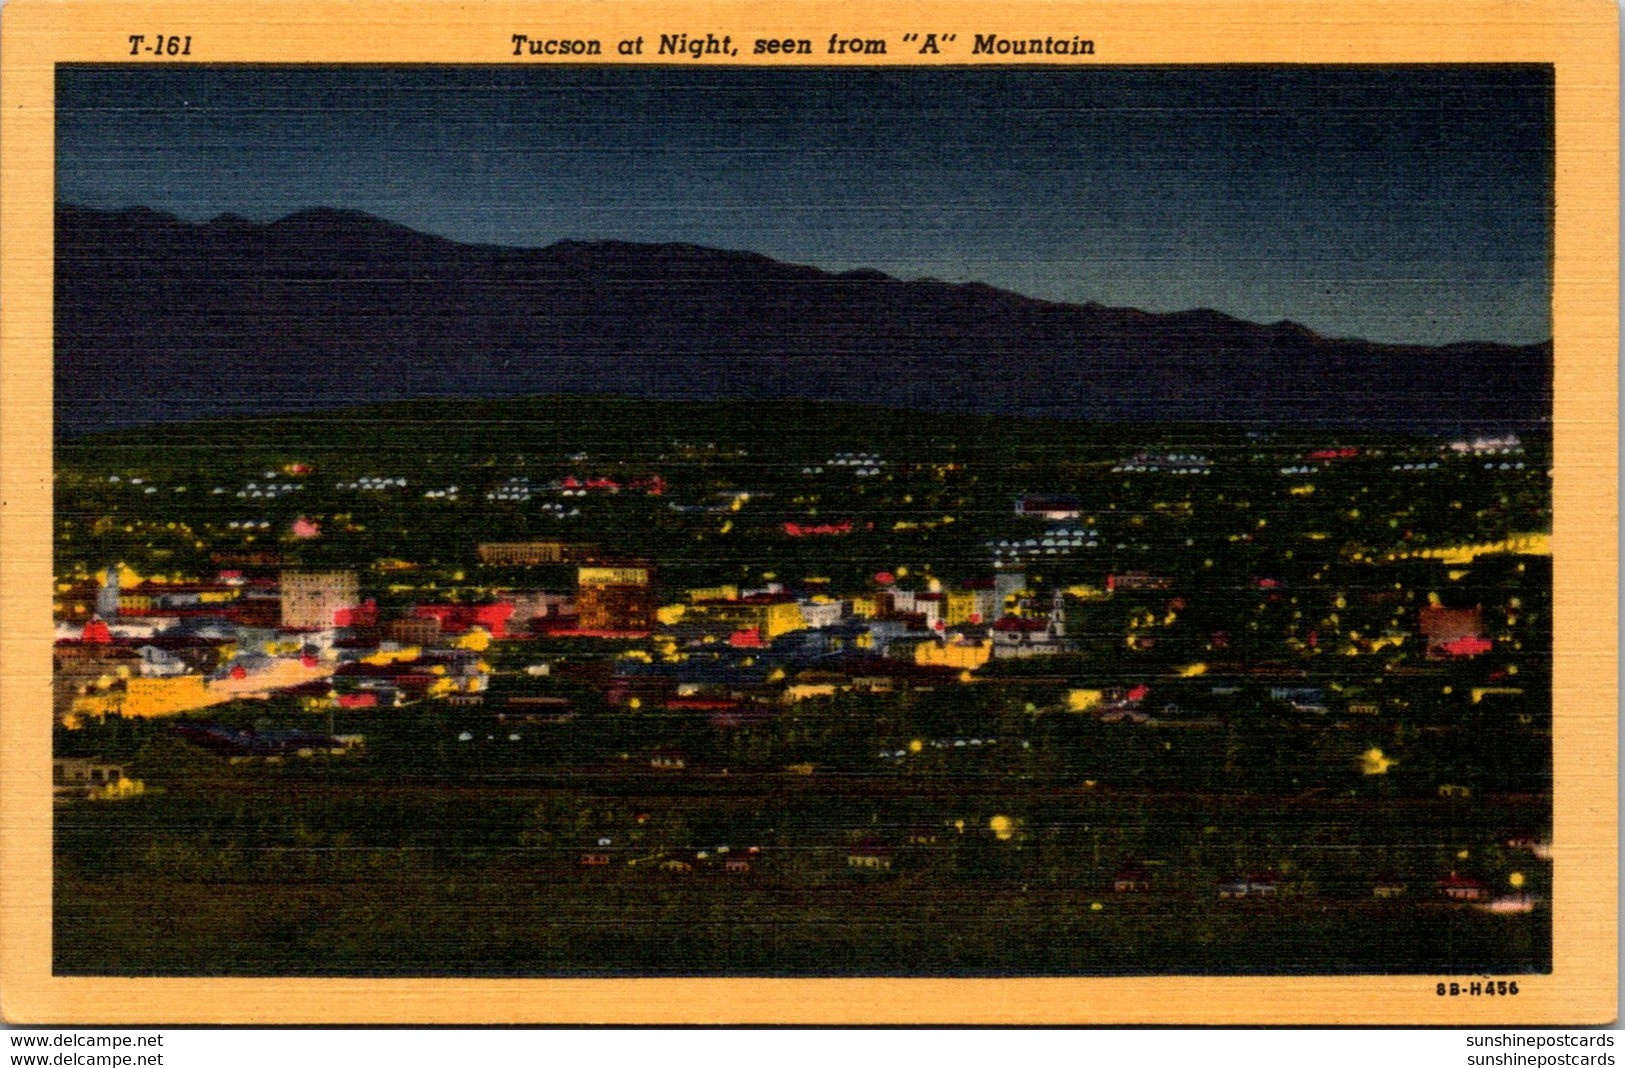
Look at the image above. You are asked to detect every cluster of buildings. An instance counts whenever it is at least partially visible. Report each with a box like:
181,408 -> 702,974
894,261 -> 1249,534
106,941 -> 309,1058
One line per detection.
53,563 -> 502,724
52,529 -> 1106,727
54,428 -> 1548,794
53,487 -> 1533,733
51,439 -> 1552,935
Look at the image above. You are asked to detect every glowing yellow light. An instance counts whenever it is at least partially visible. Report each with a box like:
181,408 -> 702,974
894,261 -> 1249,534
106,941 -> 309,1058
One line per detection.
953,820 -> 965,833
627,697 -> 642,710
1068,689 -> 1104,712
1090,902 -> 1103,912
1457,849 -> 1470,860
1360,748 -> 1393,775
909,739 -> 924,754
1509,872 -> 1525,888
989,815 -> 1014,841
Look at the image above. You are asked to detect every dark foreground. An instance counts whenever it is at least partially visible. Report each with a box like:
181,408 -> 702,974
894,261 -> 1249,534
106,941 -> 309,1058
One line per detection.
56,770 -> 1550,978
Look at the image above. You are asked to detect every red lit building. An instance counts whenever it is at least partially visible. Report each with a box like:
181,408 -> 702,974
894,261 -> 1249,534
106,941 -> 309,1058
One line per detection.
783,520 -> 853,537
334,599 -> 378,628
1418,605 -> 1488,658
412,600 -> 515,638
1438,872 -> 1488,902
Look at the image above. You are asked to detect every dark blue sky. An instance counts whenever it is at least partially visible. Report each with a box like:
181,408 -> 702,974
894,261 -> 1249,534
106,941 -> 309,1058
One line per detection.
57,65 -> 1552,346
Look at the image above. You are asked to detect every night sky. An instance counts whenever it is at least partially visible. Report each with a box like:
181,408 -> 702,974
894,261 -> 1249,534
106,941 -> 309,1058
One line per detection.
57,65 -> 1552,346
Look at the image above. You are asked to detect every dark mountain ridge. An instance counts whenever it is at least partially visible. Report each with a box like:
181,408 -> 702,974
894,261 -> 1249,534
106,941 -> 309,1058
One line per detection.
55,204 -> 1551,436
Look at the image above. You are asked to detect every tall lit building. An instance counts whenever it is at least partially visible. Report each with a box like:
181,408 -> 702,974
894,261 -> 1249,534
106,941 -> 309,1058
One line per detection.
279,569 -> 360,629
577,563 -> 656,632
95,564 -> 121,618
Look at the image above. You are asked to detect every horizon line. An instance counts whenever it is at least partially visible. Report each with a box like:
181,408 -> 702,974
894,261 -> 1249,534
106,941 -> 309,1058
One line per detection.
56,201 -> 1554,352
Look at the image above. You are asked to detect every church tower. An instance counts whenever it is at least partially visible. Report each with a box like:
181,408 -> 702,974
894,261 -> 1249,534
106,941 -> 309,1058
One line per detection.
95,564 -> 121,618
1047,588 -> 1066,639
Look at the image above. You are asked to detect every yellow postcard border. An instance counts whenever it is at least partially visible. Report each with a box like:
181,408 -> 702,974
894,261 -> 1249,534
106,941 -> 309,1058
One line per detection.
1,0 -> 1617,1026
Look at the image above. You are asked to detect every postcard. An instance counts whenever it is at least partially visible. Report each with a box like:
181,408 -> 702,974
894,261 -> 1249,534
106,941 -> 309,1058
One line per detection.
0,0 -> 1616,1026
